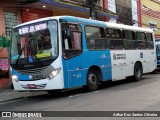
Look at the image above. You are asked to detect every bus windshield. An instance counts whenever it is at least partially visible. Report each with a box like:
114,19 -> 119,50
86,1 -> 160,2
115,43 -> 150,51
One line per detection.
10,20 -> 58,69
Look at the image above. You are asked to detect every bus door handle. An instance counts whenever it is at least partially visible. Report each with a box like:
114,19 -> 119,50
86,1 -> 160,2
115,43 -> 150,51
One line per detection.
113,64 -> 116,66
123,63 -> 126,65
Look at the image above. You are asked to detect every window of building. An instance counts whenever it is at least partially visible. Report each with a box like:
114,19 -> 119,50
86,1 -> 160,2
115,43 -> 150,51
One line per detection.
116,0 -> 132,25
136,32 -> 147,49
146,33 -> 154,49
4,12 -> 18,38
106,28 -> 123,50
85,26 -> 106,50
123,30 -> 136,49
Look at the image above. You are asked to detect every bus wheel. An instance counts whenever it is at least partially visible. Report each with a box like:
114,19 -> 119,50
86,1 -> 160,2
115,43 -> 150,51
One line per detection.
132,63 -> 142,81
87,69 -> 99,91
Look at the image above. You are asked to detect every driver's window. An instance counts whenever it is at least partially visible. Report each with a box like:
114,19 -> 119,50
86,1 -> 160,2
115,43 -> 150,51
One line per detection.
71,31 -> 81,50
62,24 -> 82,59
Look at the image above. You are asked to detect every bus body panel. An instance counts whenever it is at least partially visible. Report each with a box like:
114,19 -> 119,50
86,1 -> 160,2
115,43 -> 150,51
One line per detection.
12,56 -> 65,91
110,49 -> 156,81
62,50 -> 112,89
61,16 -> 112,89
110,50 -> 127,80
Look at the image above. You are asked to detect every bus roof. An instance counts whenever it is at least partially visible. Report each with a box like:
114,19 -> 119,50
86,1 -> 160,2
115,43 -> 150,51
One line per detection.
105,22 -> 153,33
13,16 -> 61,28
13,16 -> 153,33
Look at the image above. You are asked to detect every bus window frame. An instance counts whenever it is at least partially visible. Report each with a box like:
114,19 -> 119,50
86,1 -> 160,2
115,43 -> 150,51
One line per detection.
61,23 -> 83,60
122,30 -> 137,50
106,28 -> 123,50
146,32 -> 154,49
136,32 -> 147,50
85,25 -> 106,51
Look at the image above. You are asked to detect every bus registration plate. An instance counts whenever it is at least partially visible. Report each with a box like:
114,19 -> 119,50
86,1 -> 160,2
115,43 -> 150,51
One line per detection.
32,74 -> 43,80
27,84 -> 36,89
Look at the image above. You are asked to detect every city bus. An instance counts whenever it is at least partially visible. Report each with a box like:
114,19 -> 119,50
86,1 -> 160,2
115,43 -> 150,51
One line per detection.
10,16 -> 156,94
155,38 -> 160,69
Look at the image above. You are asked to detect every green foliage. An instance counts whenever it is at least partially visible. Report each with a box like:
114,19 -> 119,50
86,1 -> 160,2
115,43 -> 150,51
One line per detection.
0,36 -> 10,48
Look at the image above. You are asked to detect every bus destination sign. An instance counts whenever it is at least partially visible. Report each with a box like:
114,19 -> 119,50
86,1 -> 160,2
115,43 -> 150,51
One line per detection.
18,23 -> 47,35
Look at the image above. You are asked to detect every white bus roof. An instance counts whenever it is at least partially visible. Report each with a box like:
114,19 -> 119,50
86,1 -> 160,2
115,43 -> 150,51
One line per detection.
13,16 -> 61,28
13,16 -> 154,33
105,22 -> 153,33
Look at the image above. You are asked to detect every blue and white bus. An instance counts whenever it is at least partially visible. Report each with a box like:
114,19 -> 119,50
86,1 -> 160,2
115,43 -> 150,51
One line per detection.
155,38 -> 160,69
10,16 -> 156,94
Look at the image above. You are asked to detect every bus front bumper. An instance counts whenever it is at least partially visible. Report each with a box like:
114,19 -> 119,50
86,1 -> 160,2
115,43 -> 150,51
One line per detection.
12,76 -> 64,91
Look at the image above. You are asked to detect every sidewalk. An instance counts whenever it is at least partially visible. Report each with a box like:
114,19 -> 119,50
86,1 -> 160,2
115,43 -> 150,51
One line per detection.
0,77 -> 12,90
0,78 -> 47,102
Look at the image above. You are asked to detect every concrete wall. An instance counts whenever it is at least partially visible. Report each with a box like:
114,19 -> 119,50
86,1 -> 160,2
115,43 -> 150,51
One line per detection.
0,8 -> 8,58
0,8 -> 5,36
0,7 -> 22,58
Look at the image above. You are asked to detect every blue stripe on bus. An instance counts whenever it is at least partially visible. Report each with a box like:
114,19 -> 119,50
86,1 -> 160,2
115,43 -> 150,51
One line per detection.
60,16 -> 106,27
12,69 -> 30,80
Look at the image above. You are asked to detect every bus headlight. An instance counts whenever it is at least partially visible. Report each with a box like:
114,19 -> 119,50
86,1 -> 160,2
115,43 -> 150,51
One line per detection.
48,67 -> 61,79
12,75 -> 18,82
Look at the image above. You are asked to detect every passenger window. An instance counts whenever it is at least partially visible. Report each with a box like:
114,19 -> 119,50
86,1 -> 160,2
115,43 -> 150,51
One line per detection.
146,33 -> 154,49
123,30 -> 136,50
136,32 -> 147,49
106,28 -> 123,50
85,26 -> 106,50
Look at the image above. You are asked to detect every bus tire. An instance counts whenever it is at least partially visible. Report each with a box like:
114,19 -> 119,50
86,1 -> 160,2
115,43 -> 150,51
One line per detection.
132,63 -> 142,81
87,69 -> 99,91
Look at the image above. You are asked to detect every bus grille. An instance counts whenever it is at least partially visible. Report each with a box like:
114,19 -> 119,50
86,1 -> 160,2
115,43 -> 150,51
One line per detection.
16,67 -> 48,75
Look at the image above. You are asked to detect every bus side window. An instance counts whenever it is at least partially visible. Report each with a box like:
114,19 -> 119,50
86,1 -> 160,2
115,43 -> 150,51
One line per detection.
85,26 -> 106,50
106,28 -> 123,50
123,30 -> 136,50
146,33 -> 154,49
136,32 -> 147,49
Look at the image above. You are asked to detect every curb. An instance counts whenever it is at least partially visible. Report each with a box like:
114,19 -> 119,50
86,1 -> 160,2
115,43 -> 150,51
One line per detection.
0,90 -> 48,103
0,96 -> 26,103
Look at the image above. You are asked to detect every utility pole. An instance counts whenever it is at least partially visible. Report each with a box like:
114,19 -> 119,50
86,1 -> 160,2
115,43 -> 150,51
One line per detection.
86,0 -> 98,19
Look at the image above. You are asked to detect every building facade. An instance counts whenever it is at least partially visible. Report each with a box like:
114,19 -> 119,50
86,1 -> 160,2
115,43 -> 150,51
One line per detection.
0,0 -> 118,58
0,0 -> 21,58
140,0 -> 160,38
1,0 -> 160,59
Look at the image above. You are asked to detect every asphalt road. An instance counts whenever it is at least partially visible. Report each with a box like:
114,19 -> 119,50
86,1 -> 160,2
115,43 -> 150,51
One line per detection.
1,72 -> 160,120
